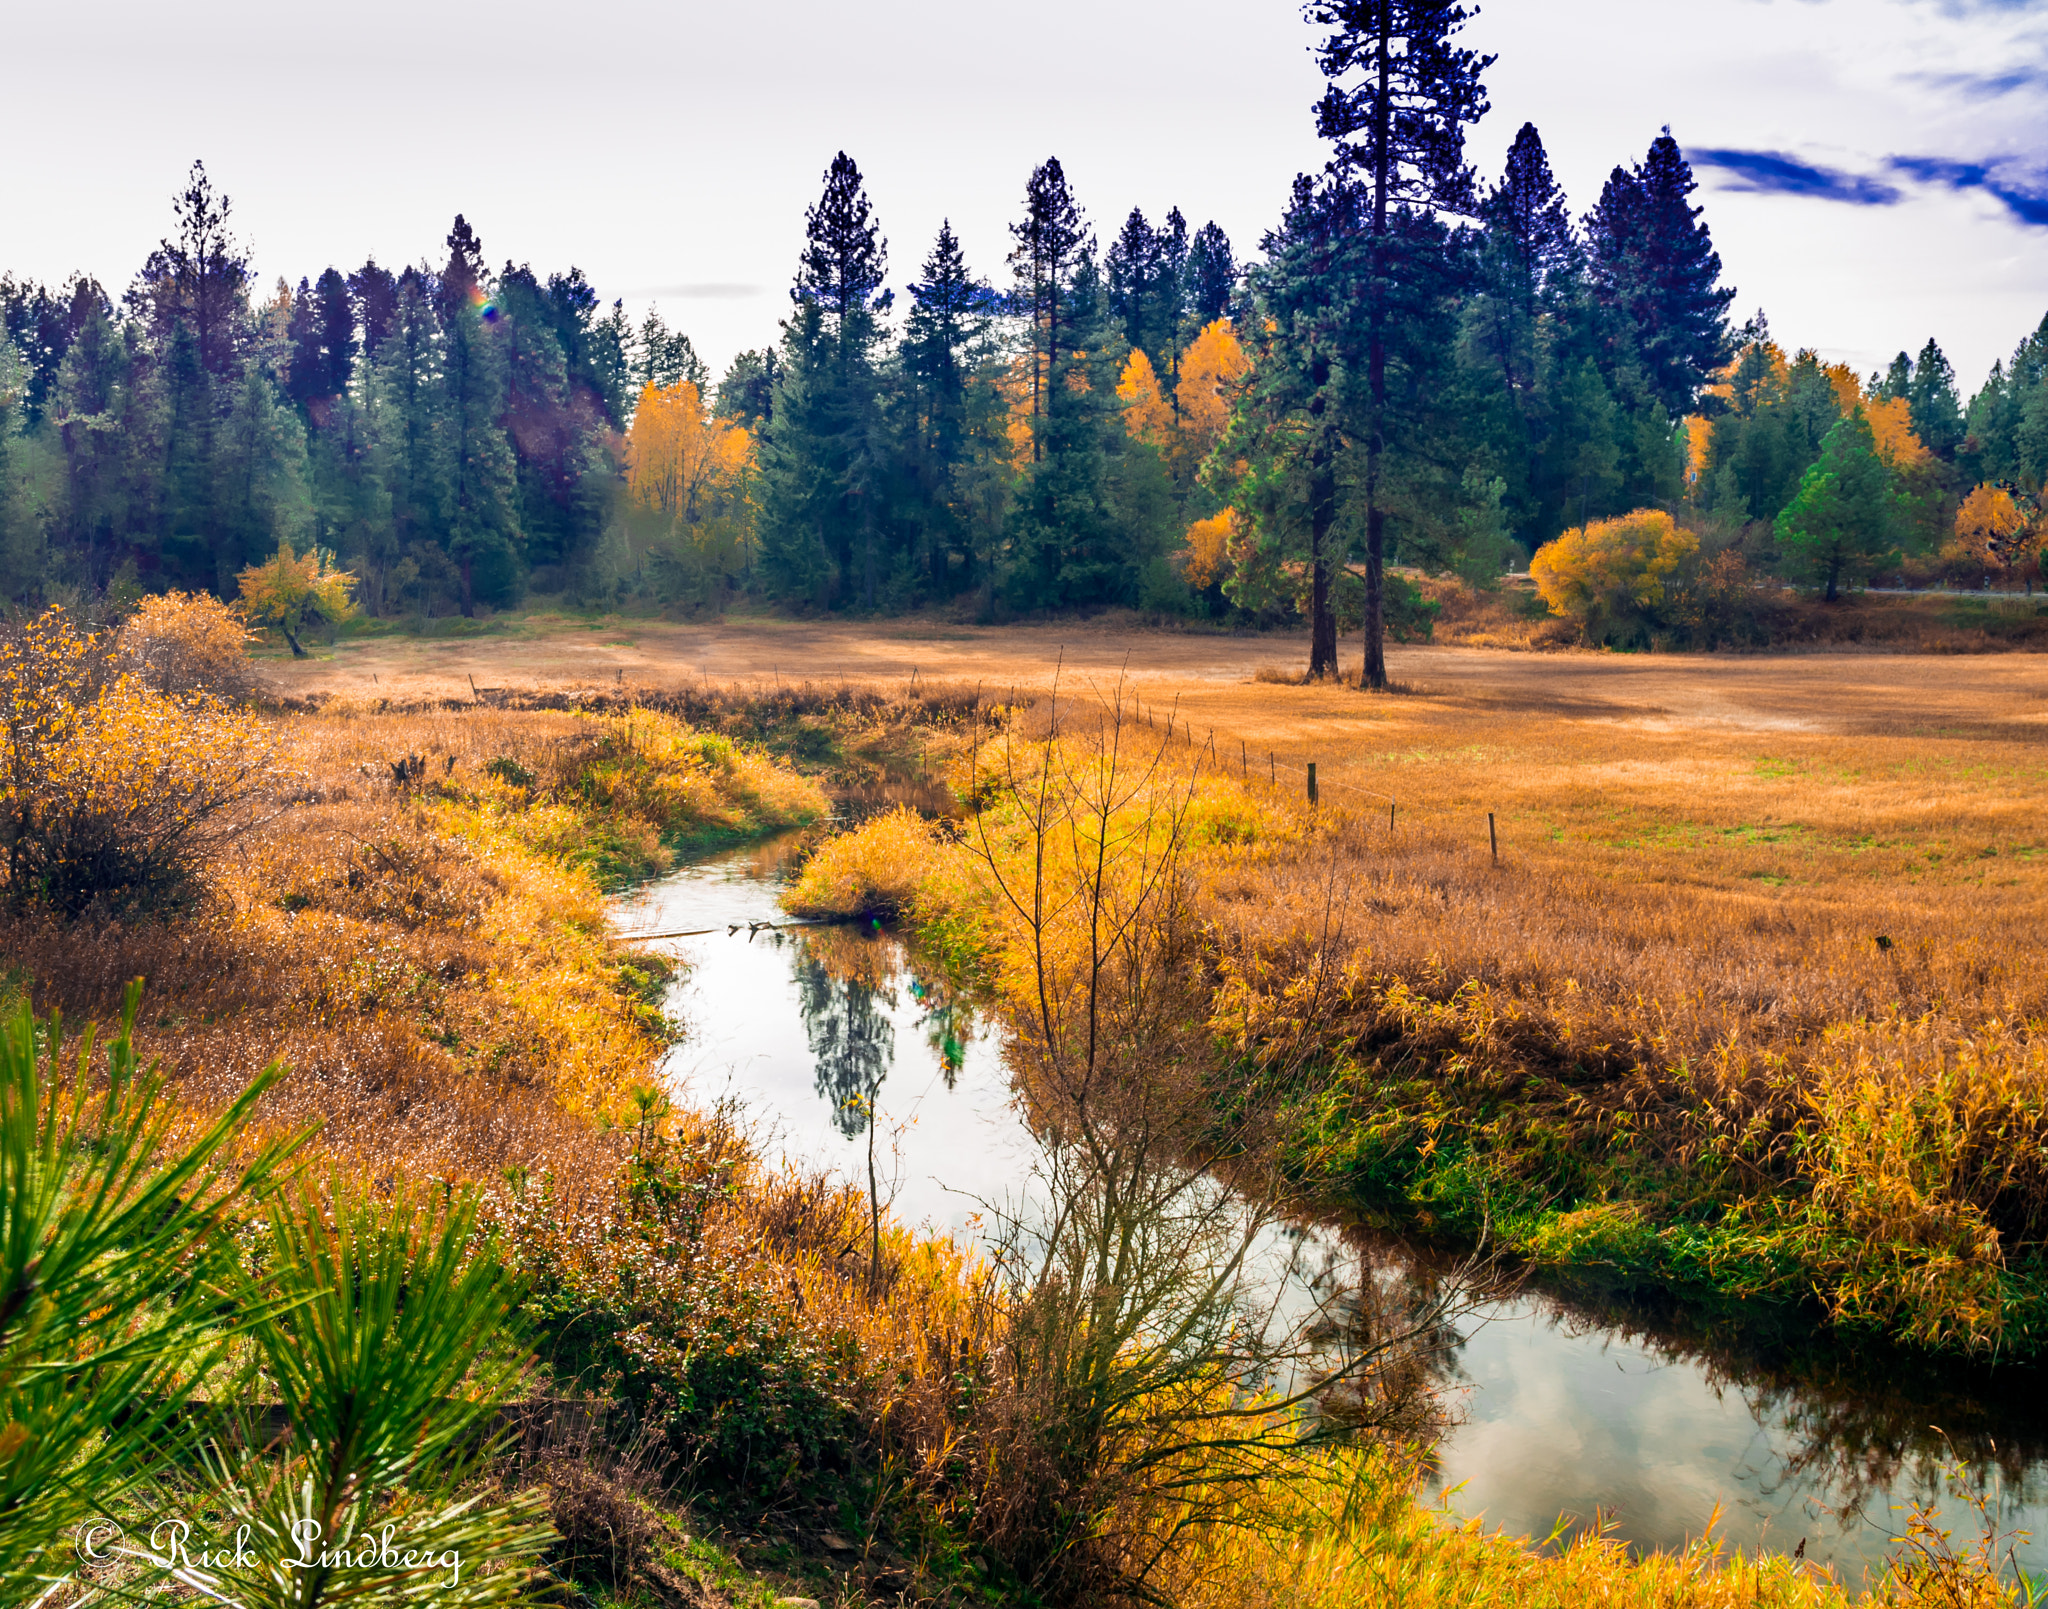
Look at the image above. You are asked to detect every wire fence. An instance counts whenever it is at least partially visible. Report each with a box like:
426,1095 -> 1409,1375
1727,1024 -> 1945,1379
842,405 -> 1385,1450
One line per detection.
1046,687 -> 1507,866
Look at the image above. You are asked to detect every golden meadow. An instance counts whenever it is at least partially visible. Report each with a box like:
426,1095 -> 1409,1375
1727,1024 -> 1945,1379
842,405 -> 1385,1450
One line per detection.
4,600 -> 2038,1606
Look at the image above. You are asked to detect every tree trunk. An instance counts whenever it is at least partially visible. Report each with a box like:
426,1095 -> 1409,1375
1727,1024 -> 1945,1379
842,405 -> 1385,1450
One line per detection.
283,621 -> 308,658
1360,2 -> 1393,693
1308,411 -> 1339,679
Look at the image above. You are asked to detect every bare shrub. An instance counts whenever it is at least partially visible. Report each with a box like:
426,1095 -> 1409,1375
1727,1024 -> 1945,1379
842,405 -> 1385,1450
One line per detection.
954,681 -> 1475,1604
117,589 -> 260,700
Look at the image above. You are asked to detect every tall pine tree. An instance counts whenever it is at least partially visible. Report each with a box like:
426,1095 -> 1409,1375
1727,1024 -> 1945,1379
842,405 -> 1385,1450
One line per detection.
900,220 -> 995,593
1584,130 -> 1735,421
758,152 -> 892,607
1310,0 -> 1493,687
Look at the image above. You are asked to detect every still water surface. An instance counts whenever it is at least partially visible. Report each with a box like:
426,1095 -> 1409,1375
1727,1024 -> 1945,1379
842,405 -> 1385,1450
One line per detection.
613,836 -> 2048,1590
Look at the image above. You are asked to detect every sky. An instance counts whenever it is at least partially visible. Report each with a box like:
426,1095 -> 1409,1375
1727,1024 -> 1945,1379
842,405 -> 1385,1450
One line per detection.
4,0 -> 2043,392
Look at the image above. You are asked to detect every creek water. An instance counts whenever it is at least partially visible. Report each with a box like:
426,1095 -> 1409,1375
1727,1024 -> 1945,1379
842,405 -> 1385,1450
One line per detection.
612,831 -> 2048,1591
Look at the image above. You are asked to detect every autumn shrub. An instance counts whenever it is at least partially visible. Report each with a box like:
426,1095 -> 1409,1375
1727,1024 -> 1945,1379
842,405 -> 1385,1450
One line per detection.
783,804 -> 955,922
116,588 -> 259,699
0,607 -> 277,917
1530,507 -> 1701,645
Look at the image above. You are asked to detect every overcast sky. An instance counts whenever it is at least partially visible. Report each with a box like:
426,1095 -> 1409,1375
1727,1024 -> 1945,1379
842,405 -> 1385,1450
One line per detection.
5,0 -> 2042,391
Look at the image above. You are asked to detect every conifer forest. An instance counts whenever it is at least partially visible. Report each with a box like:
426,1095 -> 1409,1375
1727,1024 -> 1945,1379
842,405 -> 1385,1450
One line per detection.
4,0 -> 2041,673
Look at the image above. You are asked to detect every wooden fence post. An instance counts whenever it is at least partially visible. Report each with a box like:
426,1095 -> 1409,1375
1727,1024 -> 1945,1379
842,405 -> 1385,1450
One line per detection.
1307,763 -> 1318,806
1489,812 -> 1498,862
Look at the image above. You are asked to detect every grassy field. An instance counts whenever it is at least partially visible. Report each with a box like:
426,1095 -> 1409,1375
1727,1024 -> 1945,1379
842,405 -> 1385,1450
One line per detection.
19,612 -> 2044,1604
586,621 -> 2048,1357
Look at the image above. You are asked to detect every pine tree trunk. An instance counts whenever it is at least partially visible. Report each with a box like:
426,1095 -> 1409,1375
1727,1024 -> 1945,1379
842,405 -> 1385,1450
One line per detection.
1308,400 -> 1339,678
1361,2 -> 1393,693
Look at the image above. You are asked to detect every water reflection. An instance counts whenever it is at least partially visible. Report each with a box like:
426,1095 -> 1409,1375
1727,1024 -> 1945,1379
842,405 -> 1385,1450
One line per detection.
796,943 -> 896,1138
614,837 -> 2048,1588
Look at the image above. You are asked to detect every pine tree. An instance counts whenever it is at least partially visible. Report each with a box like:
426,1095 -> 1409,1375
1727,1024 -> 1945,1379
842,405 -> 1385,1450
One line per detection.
497,263 -> 611,576
135,161 -> 250,381
1906,337 -> 1964,461
1871,350 -> 1913,403
758,152 -> 892,607
49,300 -> 132,583
1584,130 -> 1736,420
634,307 -> 709,397
435,216 -> 520,612
349,259 -> 399,361
1183,222 -> 1237,322
0,336 -> 44,599
1008,157 -> 1089,461
901,220 -> 994,593
1775,409 -> 1897,600
1220,175 -> 1361,676
1309,0 -> 1493,687
370,270 -> 450,600
715,350 -> 779,431
1107,209 -> 1164,358
286,268 -> 356,409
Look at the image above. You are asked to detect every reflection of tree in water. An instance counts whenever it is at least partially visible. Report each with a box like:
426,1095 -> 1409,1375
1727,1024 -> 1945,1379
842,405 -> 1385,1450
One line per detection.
794,934 -> 897,1139
1386,1245 -> 2048,1529
792,925 -> 983,1134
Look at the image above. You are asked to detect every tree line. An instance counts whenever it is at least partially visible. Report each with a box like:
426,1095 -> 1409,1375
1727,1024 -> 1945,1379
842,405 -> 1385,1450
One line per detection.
3,0 -> 2044,675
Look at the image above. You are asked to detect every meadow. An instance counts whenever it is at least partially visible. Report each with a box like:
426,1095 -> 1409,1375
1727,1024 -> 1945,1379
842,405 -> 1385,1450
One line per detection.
9,603 -> 2045,1607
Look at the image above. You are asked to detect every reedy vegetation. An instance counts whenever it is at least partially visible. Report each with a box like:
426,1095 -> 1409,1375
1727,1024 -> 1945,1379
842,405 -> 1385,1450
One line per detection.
792,681 -> 2048,1360
0,627 -> 2032,1604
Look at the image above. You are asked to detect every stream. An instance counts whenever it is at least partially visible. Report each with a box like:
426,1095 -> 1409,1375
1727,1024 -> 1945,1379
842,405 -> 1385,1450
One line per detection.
612,831 -> 2048,1590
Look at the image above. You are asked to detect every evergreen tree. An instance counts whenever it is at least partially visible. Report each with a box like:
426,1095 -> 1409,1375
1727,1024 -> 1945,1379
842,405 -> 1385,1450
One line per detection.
1584,130 -> 1735,420
349,259 -> 399,360
1871,350 -> 1913,403
435,216 -> 520,612
900,220 -> 995,593
0,337 -> 43,599
286,267 -> 356,408
135,161 -> 250,380
1221,176 -> 1357,673
1774,408 -> 1897,600
1906,337 -> 1964,461
1107,209 -> 1165,358
634,306 -> 709,397
1183,222 -> 1237,322
498,263 -> 612,577
50,301 -> 133,584
715,349 -> 778,430
1309,0 -> 1493,687
758,152 -> 892,607
1008,157 -> 1090,461
588,298 -> 634,426
1008,242 -> 1154,607
370,270 -> 450,603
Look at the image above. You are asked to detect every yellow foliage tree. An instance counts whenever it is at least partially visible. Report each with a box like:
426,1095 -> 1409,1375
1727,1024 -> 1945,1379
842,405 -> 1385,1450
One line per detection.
1116,350 -> 1174,455
236,543 -> 356,658
1173,319 -> 1247,472
627,381 -> 751,524
1821,361 -> 1863,418
1955,482 -> 2036,569
1181,511 -> 1237,591
1530,509 -> 1699,644
1864,396 -> 1931,469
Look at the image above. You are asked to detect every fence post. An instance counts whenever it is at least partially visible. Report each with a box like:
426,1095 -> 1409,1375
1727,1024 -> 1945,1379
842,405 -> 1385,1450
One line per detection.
1270,753 -> 1276,784
1307,763 -> 1318,807
1241,739 -> 1247,777
1390,800 -> 1395,833
1489,811 -> 1498,863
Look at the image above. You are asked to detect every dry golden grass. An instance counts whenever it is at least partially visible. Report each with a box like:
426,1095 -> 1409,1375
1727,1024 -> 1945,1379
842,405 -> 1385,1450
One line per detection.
787,662 -> 2048,1351
4,706 -> 788,1195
